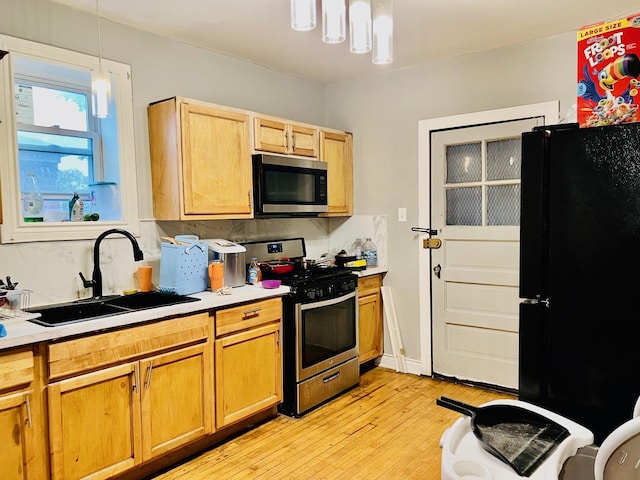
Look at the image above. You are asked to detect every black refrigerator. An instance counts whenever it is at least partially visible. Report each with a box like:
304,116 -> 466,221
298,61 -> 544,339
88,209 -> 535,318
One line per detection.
519,121 -> 640,445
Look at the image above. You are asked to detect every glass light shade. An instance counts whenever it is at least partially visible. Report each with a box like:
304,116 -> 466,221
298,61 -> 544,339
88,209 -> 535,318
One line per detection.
349,0 -> 371,54
291,0 -> 316,31
91,64 -> 111,118
372,0 -> 393,64
322,0 -> 346,44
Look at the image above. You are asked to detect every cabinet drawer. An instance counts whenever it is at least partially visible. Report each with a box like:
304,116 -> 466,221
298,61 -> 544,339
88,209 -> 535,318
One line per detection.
48,313 -> 210,379
358,275 -> 382,297
216,298 -> 282,337
0,348 -> 34,390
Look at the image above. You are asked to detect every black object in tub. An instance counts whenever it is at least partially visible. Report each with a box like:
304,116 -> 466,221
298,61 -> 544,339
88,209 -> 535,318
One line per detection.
437,396 -> 570,477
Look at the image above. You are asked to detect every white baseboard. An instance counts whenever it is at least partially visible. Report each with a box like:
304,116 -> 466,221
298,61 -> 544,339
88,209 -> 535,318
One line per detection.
377,354 -> 422,376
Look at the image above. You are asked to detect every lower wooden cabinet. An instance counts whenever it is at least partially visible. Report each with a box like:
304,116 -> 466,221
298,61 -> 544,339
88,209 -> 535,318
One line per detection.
358,274 -> 384,364
0,347 -> 46,480
46,313 -> 212,480
214,298 -> 282,428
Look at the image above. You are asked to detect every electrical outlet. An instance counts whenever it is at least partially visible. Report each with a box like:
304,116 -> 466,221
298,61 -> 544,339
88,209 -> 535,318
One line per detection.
398,207 -> 407,222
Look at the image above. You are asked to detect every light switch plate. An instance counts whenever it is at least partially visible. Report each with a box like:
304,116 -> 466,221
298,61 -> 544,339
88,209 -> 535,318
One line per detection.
398,207 -> 407,222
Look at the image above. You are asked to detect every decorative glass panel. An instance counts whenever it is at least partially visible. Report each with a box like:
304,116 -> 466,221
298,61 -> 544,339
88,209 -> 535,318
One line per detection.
488,185 -> 520,226
446,187 -> 481,226
446,143 -> 481,183
487,138 -> 521,181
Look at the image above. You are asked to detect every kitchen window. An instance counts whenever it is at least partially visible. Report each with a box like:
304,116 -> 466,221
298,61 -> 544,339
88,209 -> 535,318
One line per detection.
0,34 -> 139,243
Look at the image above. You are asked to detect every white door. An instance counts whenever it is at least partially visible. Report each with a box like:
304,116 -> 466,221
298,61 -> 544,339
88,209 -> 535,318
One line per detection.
417,102 -> 559,389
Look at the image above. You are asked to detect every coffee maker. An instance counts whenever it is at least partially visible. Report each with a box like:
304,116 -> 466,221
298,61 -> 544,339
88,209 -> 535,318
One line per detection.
203,239 -> 246,288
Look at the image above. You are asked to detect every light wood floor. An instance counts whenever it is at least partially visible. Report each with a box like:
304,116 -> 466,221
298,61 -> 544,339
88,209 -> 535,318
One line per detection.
149,366 -> 515,480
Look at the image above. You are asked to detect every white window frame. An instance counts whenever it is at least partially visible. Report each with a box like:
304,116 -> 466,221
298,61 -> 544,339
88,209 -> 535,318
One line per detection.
0,33 -> 140,243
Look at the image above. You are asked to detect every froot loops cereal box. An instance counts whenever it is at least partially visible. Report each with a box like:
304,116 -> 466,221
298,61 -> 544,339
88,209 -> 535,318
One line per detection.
577,13 -> 640,127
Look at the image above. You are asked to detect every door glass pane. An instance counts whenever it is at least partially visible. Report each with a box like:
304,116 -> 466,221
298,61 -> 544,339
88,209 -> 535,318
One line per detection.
487,185 -> 520,226
446,187 -> 481,225
487,138 -> 521,180
446,143 -> 481,183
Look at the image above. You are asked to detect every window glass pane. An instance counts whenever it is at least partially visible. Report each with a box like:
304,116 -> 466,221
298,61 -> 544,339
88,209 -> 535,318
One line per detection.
446,187 -> 481,226
487,138 -> 521,181
16,83 -> 89,131
446,143 -> 482,183
487,185 -> 520,226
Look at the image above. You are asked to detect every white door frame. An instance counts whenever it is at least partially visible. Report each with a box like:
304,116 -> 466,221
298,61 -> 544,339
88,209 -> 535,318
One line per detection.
417,101 -> 559,376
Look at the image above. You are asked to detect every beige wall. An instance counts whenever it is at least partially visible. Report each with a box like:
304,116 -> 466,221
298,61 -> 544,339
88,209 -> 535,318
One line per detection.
1,0 -> 581,365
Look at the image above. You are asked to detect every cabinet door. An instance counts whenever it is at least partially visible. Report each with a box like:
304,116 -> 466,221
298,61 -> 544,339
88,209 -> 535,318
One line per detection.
289,124 -> 319,157
358,275 -> 383,364
320,130 -> 353,216
48,363 -> 142,480
254,117 -> 288,155
0,390 -> 36,480
215,323 -> 282,428
181,102 -> 253,217
140,343 -> 213,460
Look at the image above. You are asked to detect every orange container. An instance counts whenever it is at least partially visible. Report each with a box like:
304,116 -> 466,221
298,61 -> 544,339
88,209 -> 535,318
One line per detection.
208,261 -> 224,290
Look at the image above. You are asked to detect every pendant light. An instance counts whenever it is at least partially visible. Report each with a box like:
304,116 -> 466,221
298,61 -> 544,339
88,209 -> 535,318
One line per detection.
91,0 -> 110,118
322,0 -> 346,44
349,0 -> 371,54
291,0 -> 316,31
372,0 -> 393,64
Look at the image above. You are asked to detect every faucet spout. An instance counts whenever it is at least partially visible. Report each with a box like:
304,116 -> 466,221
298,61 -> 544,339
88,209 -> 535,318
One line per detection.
79,228 -> 144,298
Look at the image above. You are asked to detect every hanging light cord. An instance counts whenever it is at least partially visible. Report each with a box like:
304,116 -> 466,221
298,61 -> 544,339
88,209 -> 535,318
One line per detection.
96,0 -> 103,64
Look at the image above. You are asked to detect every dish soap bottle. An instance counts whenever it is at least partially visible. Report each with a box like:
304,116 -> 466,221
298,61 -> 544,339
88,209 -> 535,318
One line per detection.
70,192 -> 84,221
22,172 -> 44,222
362,237 -> 378,268
248,257 -> 261,285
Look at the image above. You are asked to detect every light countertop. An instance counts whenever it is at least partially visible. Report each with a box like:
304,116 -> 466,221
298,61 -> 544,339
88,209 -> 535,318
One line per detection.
0,284 -> 290,350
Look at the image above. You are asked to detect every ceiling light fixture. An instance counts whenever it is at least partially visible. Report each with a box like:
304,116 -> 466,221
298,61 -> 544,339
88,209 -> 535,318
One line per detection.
91,0 -> 111,118
349,0 -> 372,54
372,0 -> 393,64
322,0 -> 346,44
290,0 -> 392,64
291,0 -> 316,31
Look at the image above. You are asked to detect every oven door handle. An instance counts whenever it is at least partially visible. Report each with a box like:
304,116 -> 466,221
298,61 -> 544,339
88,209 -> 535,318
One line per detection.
300,290 -> 357,311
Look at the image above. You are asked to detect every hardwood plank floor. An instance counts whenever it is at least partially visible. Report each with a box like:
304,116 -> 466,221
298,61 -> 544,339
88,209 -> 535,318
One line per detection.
149,366 -> 515,480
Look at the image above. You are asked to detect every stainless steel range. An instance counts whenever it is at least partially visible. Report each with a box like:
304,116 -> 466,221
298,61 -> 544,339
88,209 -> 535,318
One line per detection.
243,238 -> 360,417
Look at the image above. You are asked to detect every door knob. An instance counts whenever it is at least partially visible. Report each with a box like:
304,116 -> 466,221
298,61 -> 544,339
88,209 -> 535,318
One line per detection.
433,264 -> 441,279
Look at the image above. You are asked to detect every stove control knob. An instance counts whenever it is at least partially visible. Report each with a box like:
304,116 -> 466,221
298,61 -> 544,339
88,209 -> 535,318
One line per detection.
306,289 -> 315,300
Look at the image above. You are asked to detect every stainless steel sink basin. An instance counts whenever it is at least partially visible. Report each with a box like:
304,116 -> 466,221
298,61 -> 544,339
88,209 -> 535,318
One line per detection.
26,292 -> 201,327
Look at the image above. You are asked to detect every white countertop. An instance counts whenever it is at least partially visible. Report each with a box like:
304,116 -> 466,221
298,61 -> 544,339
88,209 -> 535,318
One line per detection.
0,284 -> 290,350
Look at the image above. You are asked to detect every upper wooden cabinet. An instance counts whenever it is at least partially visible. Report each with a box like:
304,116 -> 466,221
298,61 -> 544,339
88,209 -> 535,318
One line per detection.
320,129 -> 353,217
254,116 -> 319,158
148,97 -> 253,220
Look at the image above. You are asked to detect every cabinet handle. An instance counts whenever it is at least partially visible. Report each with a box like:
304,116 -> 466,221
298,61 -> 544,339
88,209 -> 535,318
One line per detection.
243,307 -> 262,317
291,131 -> 297,150
133,364 -> 140,393
285,131 -> 290,150
145,361 -> 154,390
25,393 -> 32,428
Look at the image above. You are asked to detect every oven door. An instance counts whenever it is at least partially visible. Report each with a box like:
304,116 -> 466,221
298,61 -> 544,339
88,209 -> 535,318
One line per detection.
295,290 -> 358,382
253,154 -> 328,216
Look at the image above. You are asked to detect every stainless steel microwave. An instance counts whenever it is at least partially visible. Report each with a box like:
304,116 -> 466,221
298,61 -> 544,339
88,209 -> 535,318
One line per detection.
252,154 -> 328,217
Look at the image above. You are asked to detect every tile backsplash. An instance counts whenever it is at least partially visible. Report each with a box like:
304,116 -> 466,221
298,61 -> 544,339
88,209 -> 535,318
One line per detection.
1,215 -> 386,308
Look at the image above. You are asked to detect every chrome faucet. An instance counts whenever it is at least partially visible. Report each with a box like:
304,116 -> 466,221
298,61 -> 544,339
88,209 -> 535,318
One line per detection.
79,228 -> 144,298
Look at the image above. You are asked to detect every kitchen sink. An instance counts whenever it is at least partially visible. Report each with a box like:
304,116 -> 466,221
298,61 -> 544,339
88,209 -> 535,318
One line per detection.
26,291 -> 201,327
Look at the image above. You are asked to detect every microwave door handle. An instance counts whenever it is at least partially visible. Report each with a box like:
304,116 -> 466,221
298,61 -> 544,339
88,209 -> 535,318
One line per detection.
300,290 -> 357,311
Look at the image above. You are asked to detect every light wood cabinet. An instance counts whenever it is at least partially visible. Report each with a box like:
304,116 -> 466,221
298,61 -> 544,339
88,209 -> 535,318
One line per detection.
148,97 -> 253,220
358,275 -> 384,364
47,313 -> 212,480
254,116 -> 319,158
320,129 -> 353,217
0,347 -> 46,480
214,297 -> 282,428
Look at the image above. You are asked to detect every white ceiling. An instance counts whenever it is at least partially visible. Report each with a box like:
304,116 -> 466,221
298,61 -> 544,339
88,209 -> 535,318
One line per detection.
50,0 -> 640,83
